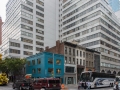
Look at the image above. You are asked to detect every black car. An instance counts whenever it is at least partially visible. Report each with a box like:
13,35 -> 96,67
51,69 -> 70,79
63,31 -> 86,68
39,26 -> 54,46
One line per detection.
12,79 -> 32,90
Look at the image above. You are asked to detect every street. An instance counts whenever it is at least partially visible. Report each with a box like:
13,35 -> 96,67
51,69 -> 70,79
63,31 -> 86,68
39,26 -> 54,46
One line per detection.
0,83 -> 113,90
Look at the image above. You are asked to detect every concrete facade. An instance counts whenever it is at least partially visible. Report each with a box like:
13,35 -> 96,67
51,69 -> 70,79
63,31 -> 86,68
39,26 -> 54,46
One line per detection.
26,52 -> 64,83
61,0 -> 120,75
0,0 -> 59,59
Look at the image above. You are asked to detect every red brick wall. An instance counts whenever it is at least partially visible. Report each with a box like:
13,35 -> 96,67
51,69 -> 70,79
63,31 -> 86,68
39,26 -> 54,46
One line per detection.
0,18 -> 2,45
45,40 -> 64,55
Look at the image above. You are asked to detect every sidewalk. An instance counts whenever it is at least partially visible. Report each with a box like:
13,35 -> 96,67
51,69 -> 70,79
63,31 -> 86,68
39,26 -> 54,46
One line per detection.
65,84 -> 78,88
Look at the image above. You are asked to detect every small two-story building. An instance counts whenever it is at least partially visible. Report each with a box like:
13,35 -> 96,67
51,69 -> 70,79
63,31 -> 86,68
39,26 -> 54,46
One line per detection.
26,52 -> 64,83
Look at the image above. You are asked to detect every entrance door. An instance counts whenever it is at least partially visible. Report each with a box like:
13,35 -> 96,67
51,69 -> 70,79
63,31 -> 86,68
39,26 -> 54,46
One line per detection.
68,77 -> 73,84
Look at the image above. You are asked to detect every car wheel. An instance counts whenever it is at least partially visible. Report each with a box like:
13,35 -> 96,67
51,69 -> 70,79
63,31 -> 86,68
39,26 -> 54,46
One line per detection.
41,88 -> 45,90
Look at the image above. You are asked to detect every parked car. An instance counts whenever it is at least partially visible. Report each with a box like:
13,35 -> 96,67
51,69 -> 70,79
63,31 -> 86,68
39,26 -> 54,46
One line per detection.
31,78 -> 61,90
12,79 -> 33,90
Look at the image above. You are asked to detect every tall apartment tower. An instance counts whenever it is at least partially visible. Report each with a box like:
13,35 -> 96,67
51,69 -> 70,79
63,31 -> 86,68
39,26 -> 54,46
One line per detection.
0,17 -> 3,45
0,0 -> 59,58
108,0 -> 120,12
61,0 -> 120,74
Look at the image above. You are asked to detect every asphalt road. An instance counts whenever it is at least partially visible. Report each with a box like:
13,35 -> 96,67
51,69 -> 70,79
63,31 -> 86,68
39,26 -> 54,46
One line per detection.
0,83 -> 114,90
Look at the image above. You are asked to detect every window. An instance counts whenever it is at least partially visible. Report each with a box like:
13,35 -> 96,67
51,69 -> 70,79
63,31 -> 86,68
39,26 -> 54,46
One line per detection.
9,49 -> 20,54
65,47 -> 67,54
83,52 -> 85,57
21,11 -> 33,19
32,69 -> 36,73
73,58 -> 75,64
27,61 -> 30,66
48,58 -> 53,64
37,58 -> 41,64
36,29 -> 44,34
36,23 -> 44,29
36,41 -> 44,46
69,57 -> 71,64
36,35 -> 44,40
21,24 -> 33,31
21,5 -> 33,12
36,11 -> 44,17
65,66 -> 74,73
21,18 -> 33,25
36,5 -> 44,11
48,68 -> 53,74
83,60 -> 85,66
36,47 -> 43,51
56,60 -> 61,65
24,45 -> 33,50
36,17 -> 44,23
21,37 -> 33,44
37,68 -> 41,73
24,51 -> 33,55
56,69 -> 61,74
69,48 -> 71,55
32,60 -> 35,65
21,31 -> 33,37
77,59 -> 78,64
73,49 -> 75,56
22,0 -> 33,6
65,57 -> 67,63
77,50 -> 78,56
10,42 -> 20,47
80,51 -> 82,57
36,0 -> 44,6
80,59 -> 82,65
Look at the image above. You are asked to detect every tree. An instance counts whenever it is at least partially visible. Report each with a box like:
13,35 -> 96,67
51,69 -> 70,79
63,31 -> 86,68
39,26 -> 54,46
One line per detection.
5,58 -> 26,75
0,58 -> 27,81
0,60 -> 8,73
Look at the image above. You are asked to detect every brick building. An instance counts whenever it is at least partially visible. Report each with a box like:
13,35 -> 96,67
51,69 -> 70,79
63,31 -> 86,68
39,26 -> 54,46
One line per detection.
45,40 -> 100,84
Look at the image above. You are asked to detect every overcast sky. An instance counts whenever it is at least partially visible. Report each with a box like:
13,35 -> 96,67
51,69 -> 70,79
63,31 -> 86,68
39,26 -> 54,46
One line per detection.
0,0 -> 9,22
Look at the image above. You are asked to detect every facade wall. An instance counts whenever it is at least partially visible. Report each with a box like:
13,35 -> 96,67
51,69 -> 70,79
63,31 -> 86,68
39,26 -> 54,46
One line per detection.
0,17 -> 2,45
26,52 -> 64,82
61,0 -> 120,74
46,41 -> 99,84
0,0 -> 59,58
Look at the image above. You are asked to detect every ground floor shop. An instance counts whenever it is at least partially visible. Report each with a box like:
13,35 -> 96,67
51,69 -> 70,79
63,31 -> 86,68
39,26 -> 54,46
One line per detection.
64,74 -> 77,85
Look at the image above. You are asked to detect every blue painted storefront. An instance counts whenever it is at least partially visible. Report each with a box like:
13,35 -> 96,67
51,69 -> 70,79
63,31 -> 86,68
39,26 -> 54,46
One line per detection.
26,52 -> 64,83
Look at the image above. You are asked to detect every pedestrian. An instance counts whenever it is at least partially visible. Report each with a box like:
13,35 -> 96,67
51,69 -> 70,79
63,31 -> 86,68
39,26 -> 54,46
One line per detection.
113,82 -> 119,90
87,81 -> 91,90
84,81 -> 87,89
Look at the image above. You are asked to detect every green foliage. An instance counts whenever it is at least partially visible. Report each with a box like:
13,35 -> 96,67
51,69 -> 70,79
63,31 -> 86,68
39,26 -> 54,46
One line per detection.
0,58 -> 27,75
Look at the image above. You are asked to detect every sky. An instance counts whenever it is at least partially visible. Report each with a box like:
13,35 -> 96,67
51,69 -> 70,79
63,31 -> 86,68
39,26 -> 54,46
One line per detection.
0,0 -> 9,22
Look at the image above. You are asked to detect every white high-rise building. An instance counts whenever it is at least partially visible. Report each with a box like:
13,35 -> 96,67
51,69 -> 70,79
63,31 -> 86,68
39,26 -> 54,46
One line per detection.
0,0 -> 59,58
1,0 -> 120,75
61,0 -> 120,74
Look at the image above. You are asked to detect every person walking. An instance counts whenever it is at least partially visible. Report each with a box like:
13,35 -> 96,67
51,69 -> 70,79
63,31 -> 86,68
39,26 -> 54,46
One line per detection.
87,81 -> 91,90
113,82 -> 119,90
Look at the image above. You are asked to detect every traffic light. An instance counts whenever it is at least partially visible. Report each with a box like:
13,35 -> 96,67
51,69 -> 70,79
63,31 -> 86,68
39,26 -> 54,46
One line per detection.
0,54 -> 2,60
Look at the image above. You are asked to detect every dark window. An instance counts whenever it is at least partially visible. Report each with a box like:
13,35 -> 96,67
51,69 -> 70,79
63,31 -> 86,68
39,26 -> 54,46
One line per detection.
37,58 -> 41,64
65,66 -> 74,73
48,58 -> 53,64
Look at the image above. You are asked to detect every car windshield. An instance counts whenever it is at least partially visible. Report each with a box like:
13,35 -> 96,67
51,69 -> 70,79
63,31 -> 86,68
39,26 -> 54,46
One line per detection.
80,72 -> 91,82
